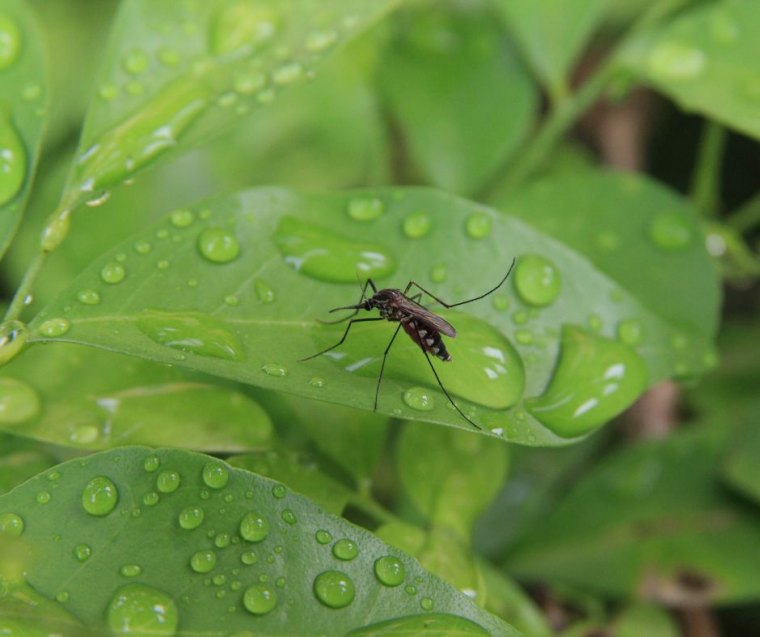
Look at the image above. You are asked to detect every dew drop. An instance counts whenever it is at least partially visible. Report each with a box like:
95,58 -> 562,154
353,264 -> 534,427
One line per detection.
178,506 -> 204,530
465,212 -> 493,239
170,208 -> 195,228
648,210 -> 693,250
143,491 -> 159,506
202,462 -> 229,489
82,476 -> 119,516
647,42 -> 706,80
274,216 -> 395,282
36,490 -> 51,504
254,279 -> 275,304
430,264 -> 447,283
402,211 -> 432,239
125,80 -> 144,96
190,550 -> 217,573
157,47 -> 181,67
134,240 -> 152,255
107,584 -> 178,636
120,564 -> 142,578
38,318 -> 71,338
403,387 -> 435,412
617,319 -> 643,346
234,71 -> 267,95
197,227 -> 240,263
309,376 -> 325,388
99,83 -> 119,101
74,544 -> 91,562
143,456 -> 160,472
224,294 -> 239,306
77,289 -> 101,305
374,556 -> 405,587
420,597 -> 434,611
241,551 -> 257,565
239,512 -> 269,542
243,583 -> 277,616
55,591 -> 69,603
0,377 -> 40,423
210,3 -> 279,56
123,49 -> 149,75
0,320 -> 28,366
514,254 -> 561,307
347,196 -> 385,222
261,363 -> 288,377
101,262 -> 126,284
306,30 -> 338,53
526,326 -> 648,438
0,512 -> 24,537
214,533 -> 230,548
272,484 -> 286,499
156,470 -> 181,493
315,529 -> 332,544
281,509 -> 296,525
0,112 -> 27,206
313,571 -> 355,609
0,14 -> 22,70
332,538 -> 358,561
272,62 -> 303,85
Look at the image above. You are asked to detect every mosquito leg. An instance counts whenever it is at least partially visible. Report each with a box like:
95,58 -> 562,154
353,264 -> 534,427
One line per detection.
318,278 -> 377,325
300,317 -> 384,361
413,326 -> 482,430
374,323 -> 403,411
404,258 -> 516,308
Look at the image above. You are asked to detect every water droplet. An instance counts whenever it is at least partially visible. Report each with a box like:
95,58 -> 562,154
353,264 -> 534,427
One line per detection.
254,279 -> 275,304
156,259 -> 170,270
275,216 -> 395,282
210,3 -> 279,55
272,62 -> 303,85
332,538 -> 358,561
214,533 -> 231,548
648,210 -> 693,250
306,30 -> 338,52
402,211 -> 432,239
0,377 -> 40,423
74,544 -> 91,562
38,317 -> 71,338
36,490 -> 51,504
420,597 -> 434,611
190,549 -> 217,573
617,319 -> 643,346
272,484 -> 286,499
202,462 -> 229,489
241,551 -> 257,565
55,591 -> 69,603
82,476 -> 119,516
120,564 -> 142,578
178,506 -> 204,530
347,196 -> 385,222
157,47 -> 181,67
594,230 -> 621,252
309,376 -> 325,388
405,585 -> 417,596
514,254 -> 561,307
123,49 -> 149,75
0,15 -> 22,70
235,71 -> 267,95
526,326 -> 648,438
239,512 -> 269,542
0,112 -> 27,206
261,363 -> 288,377
197,227 -> 240,264
0,512 -> 24,536
587,314 -> 603,332
142,491 -> 159,506
137,309 -> 244,361
134,240 -> 152,255
156,470 -> 181,493
403,387 -> 435,411
40,208 -> 71,252
374,556 -> 405,586
313,571 -> 355,609
0,320 -> 28,366
315,529 -> 332,544
144,456 -> 160,472
99,83 -> 119,101
647,42 -> 706,80
77,289 -> 101,305
281,509 -> 296,525
170,208 -> 195,228
243,583 -> 277,615
101,262 -> 126,284
107,584 -> 178,636
515,330 -> 533,345
465,212 -> 493,239
125,80 -> 144,96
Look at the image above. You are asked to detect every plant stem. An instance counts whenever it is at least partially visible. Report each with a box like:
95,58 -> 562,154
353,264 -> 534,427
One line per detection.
727,191 -> 760,233
347,492 -> 398,526
689,120 -> 726,217
2,251 -> 48,325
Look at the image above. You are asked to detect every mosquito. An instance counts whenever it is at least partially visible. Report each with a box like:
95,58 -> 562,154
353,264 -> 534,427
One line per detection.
300,259 -> 516,430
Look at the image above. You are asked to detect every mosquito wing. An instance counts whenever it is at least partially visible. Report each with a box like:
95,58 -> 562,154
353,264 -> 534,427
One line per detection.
398,296 -> 456,337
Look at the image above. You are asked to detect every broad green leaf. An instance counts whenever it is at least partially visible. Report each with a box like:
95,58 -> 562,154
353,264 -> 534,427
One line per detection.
345,613 -> 492,636
493,0 -> 609,100
0,447 -> 518,636
0,435 -> 56,495
59,0 -> 401,213
616,603 -> 680,637
377,0 -> 536,195
0,0 -> 48,259
33,186 -> 715,444
396,423 -> 509,540
722,423 -> 760,506
619,0 -> 760,140
504,427 -> 760,605
0,342 -> 271,451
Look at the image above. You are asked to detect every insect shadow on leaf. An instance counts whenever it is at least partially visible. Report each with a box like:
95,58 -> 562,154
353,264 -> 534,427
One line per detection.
301,258 -> 516,430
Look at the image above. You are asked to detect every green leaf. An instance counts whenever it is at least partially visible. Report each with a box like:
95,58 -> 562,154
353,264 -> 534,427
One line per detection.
616,603 -> 680,637
493,0 -> 609,100
0,342 -> 271,451
504,427 -> 760,605
0,435 -> 57,495
378,0 -> 537,195
619,1 -> 760,140
396,423 -> 509,540
60,0 -> 401,213
0,0 -> 49,259
32,186 -> 716,444
0,447 -> 518,636
722,423 -> 760,506
345,613 -> 492,636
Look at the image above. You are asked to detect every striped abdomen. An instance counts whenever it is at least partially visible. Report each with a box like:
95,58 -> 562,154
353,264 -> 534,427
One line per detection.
402,319 -> 452,361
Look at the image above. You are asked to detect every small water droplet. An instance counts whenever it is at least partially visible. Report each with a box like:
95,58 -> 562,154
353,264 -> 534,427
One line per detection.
403,387 -> 435,411
617,319 -> 643,345
239,512 -> 269,542
281,509 -> 296,525
210,3 -> 279,56
234,71 -> 267,95
55,591 -> 69,603
420,597 -> 434,611
120,564 -> 142,578
374,556 -> 405,587
587,313 -> 603,332
465,211 -> 493,239
178,506 -> 204,530
190,549 -> 217,573
82,476 -> 119,516
107,584 -> 178,636
0,512 -> 24,536
99,83 -> 119,101
430,264 -> 447,283
0,15 -> 22,70
254,279 -> 275,304
309,376 -> 325,388
492,294 -> 509,311
261,363 -> 288,377
405,585 -> 417,596
514,254 -> 561,307
123,49 -> 149,75
648,210 -> 693,250
156,470 -> 181,493
0,377 -> 40,423
347,196 -> 385,221
647,42 -> 706,80
272,61 -> 303,85
77,289 -> 101,305
402,211 -> 432,239
157,47 -> 181,67
306,30 -> 338,53
197,227 -> 240,263
594,230 -> 621,252
36,490 -> 51,504
0,113 -> 27,206
241,551 -> 257,565
101,262 -> 126,284
332,538 -> 358,561
156,259 -> 170,270
202,462 -> 229,489
313,571 -> 355,609
243,583 -> 277,615
142,492 -> 159,506
515,329 -> 533,345
315,529 -> 332,544
143,456 -> 160,472
214,533 -> 231,549
74,544 -> 91,562
272,484 -> 286,499
0,320 -> 28,367
170,208 -> 195,228
38,317 -> 71,338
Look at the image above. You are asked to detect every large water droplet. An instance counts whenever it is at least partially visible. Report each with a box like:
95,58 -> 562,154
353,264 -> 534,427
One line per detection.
137,309 -> 244,361
38,317 -> 71,338
403,387 -> 435,411
347,196 -> 385,222
190,550 -> 216,573
239,512 -> 269,542
0,377 -> 40,423
402,211 -> 432,239
526,326 -> 648,437
647,42 -> 706,80
0,14 -> 22,70
178,506 -> 204,530
275,216 -> 395,282
0,112 -> 26,206
210,3 -> 279,55
514,254 -> 561,307
0,512 -> 24,537
82,476 -> 119,516
313,571 -> 355,609
0,320 -> 28,366
197,228 -> 240,263
374,556 -> 405,586
107,584 -> 178,636
243,583 -> 277,615
332,538 -> 358,561
648,210 -> 693,250
202,461 -> 229,489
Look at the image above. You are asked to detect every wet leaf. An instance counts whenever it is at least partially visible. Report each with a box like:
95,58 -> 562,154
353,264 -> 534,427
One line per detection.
0,0 -> 49,259
31,185 -> 717,445
0,447 -> 517,635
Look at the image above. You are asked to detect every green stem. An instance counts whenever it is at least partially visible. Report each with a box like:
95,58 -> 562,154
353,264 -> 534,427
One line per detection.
727,191 -> 760,234
2,251 -> 48,325
689,120 -> 726,217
